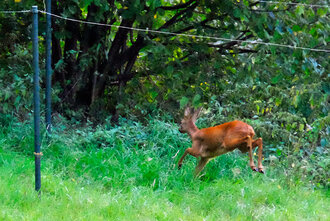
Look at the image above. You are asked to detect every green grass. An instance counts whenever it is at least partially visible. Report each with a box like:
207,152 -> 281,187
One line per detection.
0,117 -> 329,220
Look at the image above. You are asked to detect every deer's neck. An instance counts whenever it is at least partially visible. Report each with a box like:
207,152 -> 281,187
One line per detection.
187,121 -> 199,138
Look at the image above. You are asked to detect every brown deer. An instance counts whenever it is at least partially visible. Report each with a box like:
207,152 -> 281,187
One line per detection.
178,107 -> 264,176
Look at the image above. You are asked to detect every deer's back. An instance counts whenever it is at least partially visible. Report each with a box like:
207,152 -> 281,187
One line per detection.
196,120 -> 255,156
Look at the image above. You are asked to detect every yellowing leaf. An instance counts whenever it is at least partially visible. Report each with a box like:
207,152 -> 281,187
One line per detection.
275,98 -> 281,106
15,0 -> 21,2
292,76 -> 299,82
154,14 -> 157,19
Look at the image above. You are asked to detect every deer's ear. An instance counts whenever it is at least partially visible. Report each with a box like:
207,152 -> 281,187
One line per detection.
192,107 -> 202,121
184,106 -> 191,117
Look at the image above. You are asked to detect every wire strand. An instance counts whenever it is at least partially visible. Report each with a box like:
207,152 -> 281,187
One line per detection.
0,10 -> 31,14
256,1 -> 329,8
39,10 -> 330,53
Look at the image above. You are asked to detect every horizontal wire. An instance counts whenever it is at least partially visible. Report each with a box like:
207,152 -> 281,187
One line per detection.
0,10 -> 31,14
39,10 -> 330,53
0,1 -> 328,14
256,1 -> 329,8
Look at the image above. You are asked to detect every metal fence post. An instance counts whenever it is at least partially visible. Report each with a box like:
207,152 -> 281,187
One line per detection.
32,5 -> 41,192
45,0 -> 52,136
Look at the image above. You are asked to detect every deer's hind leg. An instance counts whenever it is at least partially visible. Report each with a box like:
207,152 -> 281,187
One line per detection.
252,138 -> 264,173
194,157 -> 210,177
223,136 -> 257,172
245,135 -> 258,172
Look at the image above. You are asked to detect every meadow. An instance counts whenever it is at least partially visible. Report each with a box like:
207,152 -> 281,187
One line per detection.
0,116 -> 329,220
1,0 -> 329,220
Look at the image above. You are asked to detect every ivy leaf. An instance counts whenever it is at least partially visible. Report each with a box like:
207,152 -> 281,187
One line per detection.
309,28 -> 317,37
317,8 -> 327,17
180,96 -> 189,109
4,91 -> 10,101
166,65 -> 174,74
295,6 -> 304,16
233,8 -> 241,18
271,74 -> 281,84
275,98 -> 281,106
292,25 -> 301,32
192,94 -> 201,107
320,138 -> 327,147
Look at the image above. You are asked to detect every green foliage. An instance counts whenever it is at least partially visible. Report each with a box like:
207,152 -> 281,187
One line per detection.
1,113 -> 329,188
0,117 -> 329,220
0,0 -> 47,117
0,45 -> 35,117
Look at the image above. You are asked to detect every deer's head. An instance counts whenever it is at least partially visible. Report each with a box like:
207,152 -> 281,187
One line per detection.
179,106 -> 202,133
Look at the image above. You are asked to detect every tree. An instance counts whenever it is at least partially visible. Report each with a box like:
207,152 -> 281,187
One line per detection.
48,1 -> 271,112
0,0 -> 328,122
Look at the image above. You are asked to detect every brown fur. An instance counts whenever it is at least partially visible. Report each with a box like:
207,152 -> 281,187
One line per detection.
178,107 -> 264,176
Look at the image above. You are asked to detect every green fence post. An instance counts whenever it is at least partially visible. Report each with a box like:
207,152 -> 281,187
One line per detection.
32,5 -> 41,192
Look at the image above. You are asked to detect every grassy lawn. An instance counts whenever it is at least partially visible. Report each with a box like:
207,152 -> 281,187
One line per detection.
0,119 -> 329,220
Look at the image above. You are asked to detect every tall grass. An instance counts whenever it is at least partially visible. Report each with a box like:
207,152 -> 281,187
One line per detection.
0,116 -> 329,220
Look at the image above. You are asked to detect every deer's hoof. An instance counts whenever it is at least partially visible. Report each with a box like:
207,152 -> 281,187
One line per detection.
178,164 -> 182,170
258,168 -> 264,174
251,167 -> 258,172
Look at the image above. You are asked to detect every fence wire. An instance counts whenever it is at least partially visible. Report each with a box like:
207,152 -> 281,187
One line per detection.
0,10 -> 31,13
39,10 -> 330,53
0,8 -> 328,53
257,1 -> 329,8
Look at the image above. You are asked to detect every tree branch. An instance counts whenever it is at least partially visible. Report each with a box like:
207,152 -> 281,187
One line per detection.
249,1 -> 260,7
157,0 -> 195,11
250,8 -> 291,13
175,17 -> 214,33
157,2 -> 198,31
212,33 -> 254,50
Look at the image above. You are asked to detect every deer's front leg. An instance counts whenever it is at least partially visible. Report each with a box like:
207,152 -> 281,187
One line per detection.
178,148 -> 189,170
178,147 -> 200,170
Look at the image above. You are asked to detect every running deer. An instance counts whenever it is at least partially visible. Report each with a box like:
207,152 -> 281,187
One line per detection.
178,107 -> 264,176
